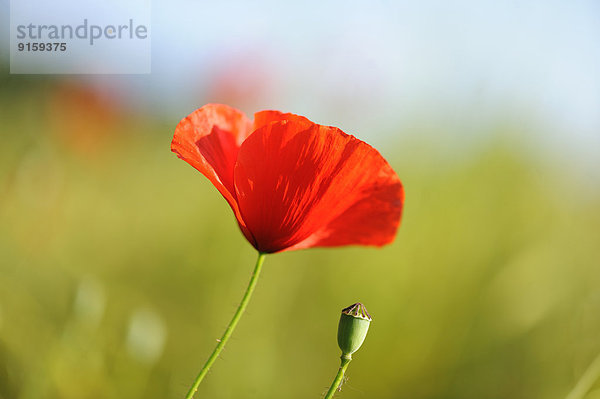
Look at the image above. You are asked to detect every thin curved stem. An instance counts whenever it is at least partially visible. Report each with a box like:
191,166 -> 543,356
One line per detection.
184,252 -> 267,399
566,351 -> 600,399
324,355 -> 352,399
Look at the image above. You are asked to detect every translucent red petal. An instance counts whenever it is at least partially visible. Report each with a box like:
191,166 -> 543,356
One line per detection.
253,110 -> 312,131
234,120 -> 403,253
171,104 -> 256,245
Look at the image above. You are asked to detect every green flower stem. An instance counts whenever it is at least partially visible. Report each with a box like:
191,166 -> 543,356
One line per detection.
184,252 -> 267,399
324,355 -> 352,399
565,350 -> 600,399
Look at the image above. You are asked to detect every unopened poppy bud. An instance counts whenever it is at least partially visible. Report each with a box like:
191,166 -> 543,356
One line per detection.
337,302 -> 372,358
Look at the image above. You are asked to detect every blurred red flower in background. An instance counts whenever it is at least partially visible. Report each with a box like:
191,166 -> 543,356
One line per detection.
172,104 -> 404,253
48,81 -> 124,157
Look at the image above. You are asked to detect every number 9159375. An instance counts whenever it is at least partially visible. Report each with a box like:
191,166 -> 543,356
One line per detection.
17,42 -> 67,51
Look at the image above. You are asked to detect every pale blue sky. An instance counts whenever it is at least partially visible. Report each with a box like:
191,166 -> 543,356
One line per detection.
2,0 -> 599,170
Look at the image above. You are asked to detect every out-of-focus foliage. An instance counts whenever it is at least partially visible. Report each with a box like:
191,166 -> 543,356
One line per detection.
0,79 -> 599,399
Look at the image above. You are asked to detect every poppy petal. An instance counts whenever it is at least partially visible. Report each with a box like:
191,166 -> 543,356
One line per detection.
171,104 -> 256,245
253,110 -> 312,131
234,120 -> 403,253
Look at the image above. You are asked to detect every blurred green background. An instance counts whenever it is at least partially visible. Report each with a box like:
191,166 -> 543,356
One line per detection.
0,74 -> 599,399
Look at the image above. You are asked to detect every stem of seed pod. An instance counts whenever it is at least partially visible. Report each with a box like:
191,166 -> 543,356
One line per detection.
323,355 -> 352,399
184,252 -> 266,399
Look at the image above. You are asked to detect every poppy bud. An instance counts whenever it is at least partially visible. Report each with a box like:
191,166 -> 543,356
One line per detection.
337,302 -> 372,358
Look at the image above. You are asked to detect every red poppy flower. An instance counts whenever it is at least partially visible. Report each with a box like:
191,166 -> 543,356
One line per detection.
172,104 -> 404,254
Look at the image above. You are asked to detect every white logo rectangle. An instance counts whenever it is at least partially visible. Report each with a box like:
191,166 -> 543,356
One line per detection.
10,0 -> 151,74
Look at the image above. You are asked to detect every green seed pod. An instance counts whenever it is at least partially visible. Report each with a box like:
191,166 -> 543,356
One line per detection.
337,303 -> 372,358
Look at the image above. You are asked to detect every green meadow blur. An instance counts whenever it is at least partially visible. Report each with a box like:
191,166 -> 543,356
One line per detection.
1,77 -> 600,399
